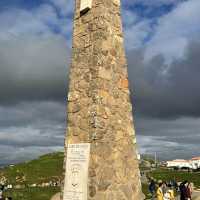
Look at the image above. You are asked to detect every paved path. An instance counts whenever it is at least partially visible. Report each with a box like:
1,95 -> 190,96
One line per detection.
50,192 -> 61,200
176,190 -> 200,200
192,190 -> 200,200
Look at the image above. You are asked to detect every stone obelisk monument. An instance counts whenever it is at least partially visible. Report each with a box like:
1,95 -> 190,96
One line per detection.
62,0 -> 143,199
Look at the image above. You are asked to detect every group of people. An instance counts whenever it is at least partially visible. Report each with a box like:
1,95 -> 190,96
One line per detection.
179,181 -> 193,200
149,179 -> 175,200
0,185 -> 12,200
157,182 -> 175,200
149,179 -> 193,200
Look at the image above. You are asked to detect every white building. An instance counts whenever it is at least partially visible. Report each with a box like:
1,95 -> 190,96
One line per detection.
191,157 -> 200,169
166,157 -> 200,170
167,159 -> 191,169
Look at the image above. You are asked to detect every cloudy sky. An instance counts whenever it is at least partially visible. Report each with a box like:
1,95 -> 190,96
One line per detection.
0,0 -> 200,165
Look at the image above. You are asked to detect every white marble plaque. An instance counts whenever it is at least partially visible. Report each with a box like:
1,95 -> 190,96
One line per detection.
63,143 -> 91,200
80,0 -> 92,13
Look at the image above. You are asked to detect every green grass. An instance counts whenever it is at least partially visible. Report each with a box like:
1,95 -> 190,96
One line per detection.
0,151 -> 150,199
0,152 -> 63,200
0,152 -> 64,185
4,187 -> 60,200
1,152 -> 199,199
142,184 -> 152,199
149,168 -> 200,187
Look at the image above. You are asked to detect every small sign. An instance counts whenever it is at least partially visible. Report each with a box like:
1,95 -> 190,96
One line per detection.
80,0 -> 92,13
63,143 -> 91,200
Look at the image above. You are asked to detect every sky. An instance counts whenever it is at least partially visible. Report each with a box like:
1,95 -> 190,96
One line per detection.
0,0 -> 200,165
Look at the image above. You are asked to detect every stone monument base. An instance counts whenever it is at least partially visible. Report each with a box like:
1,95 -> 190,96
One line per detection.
50,192 -> 61,200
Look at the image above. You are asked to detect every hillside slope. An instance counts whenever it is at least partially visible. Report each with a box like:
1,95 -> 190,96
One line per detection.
0,152 -> 64,185
0,152 -> 64,200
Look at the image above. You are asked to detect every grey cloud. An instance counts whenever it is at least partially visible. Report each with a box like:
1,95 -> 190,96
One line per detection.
0,101 -> 65,165
128,40 -> 200,119
0,135 -> 64,148
0,101 -> 66,144
128,39 -> 200,159
123,0 -> 183,7
0,0 -> 200,165
144,0 -> 200,62
0,2 -> 71,165
135,116 -> 200,160
135,117 -> 200,136
0,33 -> 200,165
0,145 -> 63,166
0,101 -> 66,128
2,32 -> 200,119
0,35 -> 70,105
137,134 -> 200,160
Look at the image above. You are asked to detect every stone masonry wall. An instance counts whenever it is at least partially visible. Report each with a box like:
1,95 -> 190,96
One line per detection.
63,0 -> 144,199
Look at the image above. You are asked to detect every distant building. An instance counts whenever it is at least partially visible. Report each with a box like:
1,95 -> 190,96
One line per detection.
191,157 -> 200,169
166,157 -> 200,170
167,159 -> 191,169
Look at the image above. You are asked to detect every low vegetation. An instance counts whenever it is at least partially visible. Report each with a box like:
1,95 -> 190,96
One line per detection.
0,152 -> 64,200
1,152 -> 200,200
0,152 -> 64,185
4,187 -> 60,200
148,168 -> 200,187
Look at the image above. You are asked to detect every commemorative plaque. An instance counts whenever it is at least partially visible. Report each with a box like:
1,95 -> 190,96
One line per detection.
63,143 -> 90,200
80,0 -> 92,13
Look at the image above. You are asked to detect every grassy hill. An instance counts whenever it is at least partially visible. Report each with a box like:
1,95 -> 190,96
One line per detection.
149,168 -> 200,188
0,152 -> 64,200
0,152 -> 64,185
1,152 -> 200,200
5,187 -> 60,200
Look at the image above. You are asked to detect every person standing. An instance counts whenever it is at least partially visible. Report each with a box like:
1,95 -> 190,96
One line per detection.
186,182 -> 192,200
162,182 -> 168,195
180,181 -> 188,200
163,190 -> 171,200
167,184 -> 175,200
0,184 -> 4,200
149,179 -> 156,198
163,184 -> 174,200
157,182 -> 164,200
0,191 -> 2,200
